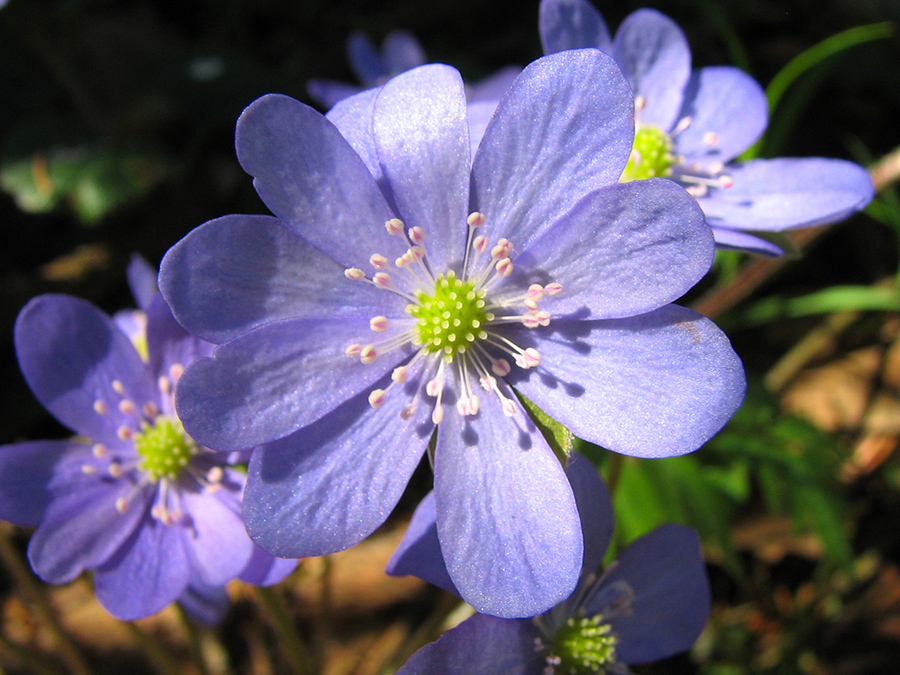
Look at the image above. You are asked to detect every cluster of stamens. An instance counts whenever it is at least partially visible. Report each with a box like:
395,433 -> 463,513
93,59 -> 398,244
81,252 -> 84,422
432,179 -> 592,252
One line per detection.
621,96 -> 734,197
86,363 -> 224,525
537,615 -> 619,675
343,212 -> 561,425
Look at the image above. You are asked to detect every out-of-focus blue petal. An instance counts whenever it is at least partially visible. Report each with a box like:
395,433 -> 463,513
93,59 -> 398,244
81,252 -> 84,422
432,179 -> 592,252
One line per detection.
374,64 -> 470,273
238,544 -> 299,586
467,66 -> 522,103
126,254 -> 159,312
181,485 -> 254,586
466,100 -> 499,160
539,0 -> 612,54
177,573 -> 231,626
327,88 -> 389,197
307,79 -> 364,110
381,30 -> 427,76
244,376 -> 432,558
174,315 -> 401,451
396,613 -> 543,675
347,31 -> 384,86
511,179 -> 712,319
565,452 -> 613,575
589,524 -> 710,664
612,9 -> 691,131
434,381 -> 582,618
472,50 -> 633,252
513,305 -> 746,458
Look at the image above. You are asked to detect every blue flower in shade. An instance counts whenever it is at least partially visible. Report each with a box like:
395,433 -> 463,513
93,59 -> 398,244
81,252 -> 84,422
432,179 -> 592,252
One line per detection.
539,0 -> 875,255
307,29 -> 521,111
387,453 -> 711,675
0,292 -> 296,622
160,50 -> 745,618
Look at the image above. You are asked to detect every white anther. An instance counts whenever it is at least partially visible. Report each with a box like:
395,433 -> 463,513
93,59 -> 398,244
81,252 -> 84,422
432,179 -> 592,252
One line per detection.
158,375 -> 171,396
523,348 -> 541,368
112,380 -> 125,396
502,398 -> 517,416
385,218 -> 405,235
118,400 -> 137,415
109,462 -> 124,478
392,366 -> 409,383
409,227 -> 426,245
370,254 -> 388,269
116,498 -> 128,513
345,267 -> 366,281
81,465 -> 96,475
409,246 -> 425,261
207,466 -> 224,483
368,389 -> 387,409
370,316 -> 389,332
432,405 -> 444,425
345,343 -> 363,358
473,235 -> 488,253
491,239 -> 512,259
524,298 -> 539,310
400,404 -> 416,420
467,212 -> 485,227
634,96 -> 646,112
395,255 -> 408,269
169,364 -> 184,382
672,116 -> 692,135
426,378 -> 441,397
702,131 -> 719,147
373,272 -> 391,288
93,400 -> 108,415
719,174 -> 734,189
492,359 -> 511,377
92,443 -> 107,458
527,284 -> 544,301
544,282 -> 562,296
360,345 -> 378,364
117,426 -> 132,441
685,185 -> 707,197
496,258 -> 513,277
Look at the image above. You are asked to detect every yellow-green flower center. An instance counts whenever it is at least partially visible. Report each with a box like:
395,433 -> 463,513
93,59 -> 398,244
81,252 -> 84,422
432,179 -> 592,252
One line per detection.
620,124 -> 675,182
134,415 -> 195,480
408,271 -> 490,359
548,615 -> 619,675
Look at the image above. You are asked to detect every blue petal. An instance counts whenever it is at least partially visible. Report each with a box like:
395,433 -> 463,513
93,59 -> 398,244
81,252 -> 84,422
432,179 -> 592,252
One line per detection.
177,573 -> 231,626
472,50 -> 633,252
511,178 -> 712,319
181,484 -> 254,586
588,524 -> 710,664
381,30 -> 427,76
347,31 -> 385,85
238,545 -> 299,586
612,9 -> 691,131
244,375 -> 432,558
374,64 -> 471,273
175,315 -> 401,451
327,88 -> 390,199
434,382 -> 582,618
126,254 -> 159,311
235,93 -> 403,269
565,452 -> 613,576
712,227 -> 785,256
93,511 -> 192,621
539,0 -> 612,54
396,613 -> 543,675
306,79 -> 364,110
467,66 -> 522,103
513,305 -> 746,458
15,295 -> 158,448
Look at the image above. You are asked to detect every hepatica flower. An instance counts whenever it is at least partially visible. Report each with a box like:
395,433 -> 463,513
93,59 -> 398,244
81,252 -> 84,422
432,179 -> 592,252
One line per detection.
0,293 -> 295,621
388,453 -> 711,675
540,0 -> 874,255
161,49 -> 745,617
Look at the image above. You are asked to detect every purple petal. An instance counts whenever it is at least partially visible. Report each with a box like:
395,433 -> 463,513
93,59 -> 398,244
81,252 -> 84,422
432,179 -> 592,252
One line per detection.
244,377 -> 432,557
126,254 -> 159,311
514,305 -> 746,458
160,214 -> 394,345
28,480 -> 149,584
472,50 -> 633,251
0,440 -> 95,527
396,613 -> 542,675
177,574 -> 230,626
511,178 -> 712,319
434,383 -> 582,618
676,66 -> 768,165
467,66 -> 522,103
539,0 -> 612,54
15,295 -> 158,447
382,30 -> 427,75
93,512 -> 192,621
385,491 -> 460,596
466,101 -> 498,159
235,93 -> 402,269
374,64 -> 470,273
590,524 -> 710,664
327,88 -> 388,195
347,31 -> 384,86
613,9 -> 691,130
565,452 -> 613,576
181,484 -> 254,586
238,544 -> 299,586
712,227 -> 785,256
699,158 -> 875,231
175,315 -> 401,451
306,79 -> 364,110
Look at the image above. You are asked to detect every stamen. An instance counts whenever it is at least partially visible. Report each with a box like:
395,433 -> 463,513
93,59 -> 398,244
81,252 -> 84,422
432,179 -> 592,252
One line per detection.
93,400 -> 108,415
118,399 -> 137,415
370,316 -> 389,332
369,254 -> 388,269
385,218 -> 405,236
702,131 -> 719,147
92,443 -> 108,458
143,402 -> 159,418
112,380 -> 125,396
158,375 -> 171,396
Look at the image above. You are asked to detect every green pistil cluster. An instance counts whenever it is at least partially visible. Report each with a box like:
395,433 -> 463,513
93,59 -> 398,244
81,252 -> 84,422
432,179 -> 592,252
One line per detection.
134,415 -> 195,480
620,124 -> 675,182
549,615 -> 619,675
408,271 -> 490,359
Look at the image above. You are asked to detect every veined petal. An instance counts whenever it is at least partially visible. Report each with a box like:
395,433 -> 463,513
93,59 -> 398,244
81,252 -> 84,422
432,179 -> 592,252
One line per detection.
511,179 -> 712,319
374,64 -> 471,273
175,315 -> 402,451
244,376 -> 432,558
93,512 -> 192,621
434,384 -> 582,618
565,452 -> 613,576
613,9 -> 691,131
396,613 -> 542,675
15,295 -> 157,448
235,93 -> 402,269
677,66 -> 768,165
160,214 -> 395,345
472,50 -> 633,251
539,0 -> 612,54
712,227 -> 785,256
699,158 -> 875,231
590,524 -> 710,664
181,485 -> 254,586
513,305 -> 746,458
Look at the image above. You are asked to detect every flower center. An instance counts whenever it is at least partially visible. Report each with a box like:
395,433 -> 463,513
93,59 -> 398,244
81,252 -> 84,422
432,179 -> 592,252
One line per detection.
620,123 -> 675,182
409,272 -> 489,357
545,615 -> 619,675
133,415 -> 196,480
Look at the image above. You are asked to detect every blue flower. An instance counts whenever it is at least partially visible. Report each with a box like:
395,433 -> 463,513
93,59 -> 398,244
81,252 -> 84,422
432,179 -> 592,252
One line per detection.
387,453 -> 711,675
539,0 -> 875,255
160,50 -> 745,618
0,292 -> 296,621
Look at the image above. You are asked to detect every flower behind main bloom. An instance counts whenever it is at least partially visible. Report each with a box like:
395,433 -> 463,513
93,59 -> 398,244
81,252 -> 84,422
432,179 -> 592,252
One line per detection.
161,49 -> 745,618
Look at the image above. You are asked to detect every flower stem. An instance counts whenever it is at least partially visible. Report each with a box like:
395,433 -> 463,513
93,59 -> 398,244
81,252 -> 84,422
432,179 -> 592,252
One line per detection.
255,585 -> 313,675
